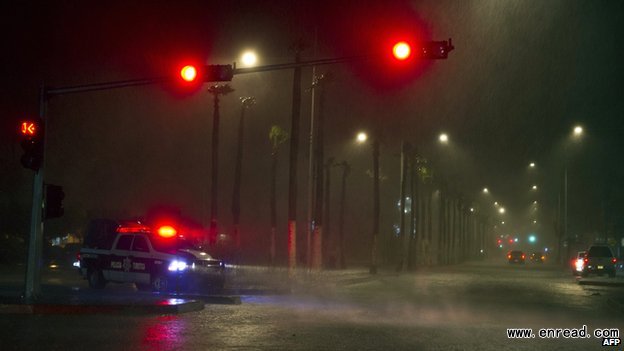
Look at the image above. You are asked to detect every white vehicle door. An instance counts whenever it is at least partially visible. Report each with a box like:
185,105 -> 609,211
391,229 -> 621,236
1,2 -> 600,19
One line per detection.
108,234 -> 134,282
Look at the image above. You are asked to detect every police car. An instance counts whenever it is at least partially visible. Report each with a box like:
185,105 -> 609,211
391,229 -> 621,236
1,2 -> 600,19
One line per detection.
78,219 -> 225,293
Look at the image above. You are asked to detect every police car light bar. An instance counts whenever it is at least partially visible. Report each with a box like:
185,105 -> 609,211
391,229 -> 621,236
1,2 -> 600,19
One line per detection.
117,223 -> 151,233
157,225 -> 177,238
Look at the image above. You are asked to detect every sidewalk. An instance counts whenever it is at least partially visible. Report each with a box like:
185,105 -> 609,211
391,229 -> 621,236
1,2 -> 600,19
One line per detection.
0,264 -> 241,315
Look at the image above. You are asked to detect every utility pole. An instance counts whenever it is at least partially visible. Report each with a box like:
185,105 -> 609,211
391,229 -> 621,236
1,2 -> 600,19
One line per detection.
232,96 -> 255,259
287,42 -> 304,275
323,157 -> 335,268
207,84 -> 234,246
399,141 -> 409,272
311,73 -> 329,270
371,135 -> 380,274
337,161 -> 350,269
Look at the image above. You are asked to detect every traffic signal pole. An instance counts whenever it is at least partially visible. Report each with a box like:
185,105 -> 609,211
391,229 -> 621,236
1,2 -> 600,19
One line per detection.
24,85 -> 47,303
23,79 -> 166,302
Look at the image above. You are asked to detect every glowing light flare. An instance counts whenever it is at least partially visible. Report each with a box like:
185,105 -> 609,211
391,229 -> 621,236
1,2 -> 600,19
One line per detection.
20,121 -> 37,136
573,125 -> 583,136
158,226 -> 177,238
392,41 -> 411,61
356,132 -> 368,143
241,51 -> 258,67
180,65 -> 198,82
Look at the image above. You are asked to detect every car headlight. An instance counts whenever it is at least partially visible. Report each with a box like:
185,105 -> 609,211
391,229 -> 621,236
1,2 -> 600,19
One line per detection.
168,260 -> 188,272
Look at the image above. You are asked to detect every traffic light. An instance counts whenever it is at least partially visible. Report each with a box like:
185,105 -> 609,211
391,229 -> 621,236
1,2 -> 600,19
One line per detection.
420,39 -> 454,59
392,41 -> 412,61
44,184 -> 64,219
178,64 -> 234,83
19,120 -> 44,171
180,65 -> 198,82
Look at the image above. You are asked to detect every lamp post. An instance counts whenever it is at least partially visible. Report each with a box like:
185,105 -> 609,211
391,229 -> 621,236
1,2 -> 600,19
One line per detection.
207,84 -> 234,245
356,131 -> 380,274
564,125 -> 584,265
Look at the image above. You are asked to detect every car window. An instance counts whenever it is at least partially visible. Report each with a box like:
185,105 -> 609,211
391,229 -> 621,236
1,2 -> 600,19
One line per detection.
131,235 -> 149,253
114,235 -> 133,251
588,246 -> 612,257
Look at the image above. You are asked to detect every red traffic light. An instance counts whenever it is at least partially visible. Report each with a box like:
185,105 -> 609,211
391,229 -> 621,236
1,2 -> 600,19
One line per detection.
392,41 -> 412,61
20,121 -> 38,137
180,65 -> 198,82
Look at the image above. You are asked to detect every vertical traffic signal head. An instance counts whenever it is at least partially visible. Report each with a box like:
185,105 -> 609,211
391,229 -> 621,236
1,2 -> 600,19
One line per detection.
45,184 -> 65,219
392,41 -> 412,61
19,119 -> 44,171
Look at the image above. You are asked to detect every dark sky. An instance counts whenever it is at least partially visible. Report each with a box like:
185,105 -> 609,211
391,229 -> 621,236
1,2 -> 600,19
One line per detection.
2,1 -> 623,261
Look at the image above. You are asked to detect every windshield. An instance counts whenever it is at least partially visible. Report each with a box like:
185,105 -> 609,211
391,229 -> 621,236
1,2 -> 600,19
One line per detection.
150,236 -> 200,254
587,246 -> 613,258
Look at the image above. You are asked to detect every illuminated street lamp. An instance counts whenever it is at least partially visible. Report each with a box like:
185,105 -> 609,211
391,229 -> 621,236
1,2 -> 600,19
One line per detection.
240,50 -> 258,67
562,124 -> 585,265
356,132 -> 368,143
529,162 -> 536,168
438,133 -> 449,144
532,185 -> 538,190
498,207 -> 505,214
483,188 -> 489,194
573,125 -> 583,137
355,130 -> 380,274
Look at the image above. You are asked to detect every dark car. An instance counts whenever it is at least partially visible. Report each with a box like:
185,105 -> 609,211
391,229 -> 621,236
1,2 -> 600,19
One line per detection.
529,252 -> 544,263
581,245 -> 617,278
508,250 -> 525,264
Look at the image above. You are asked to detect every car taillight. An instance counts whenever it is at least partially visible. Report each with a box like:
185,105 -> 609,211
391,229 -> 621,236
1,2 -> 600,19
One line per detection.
507,255 -> 511,259
521,255 -> 525,259
612,258 -> 617,264
584,258 -> 588,263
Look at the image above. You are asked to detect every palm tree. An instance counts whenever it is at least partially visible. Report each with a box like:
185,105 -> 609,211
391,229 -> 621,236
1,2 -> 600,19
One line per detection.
287,40 -> 305,274
269,125 -> 288,266
231,96 -> 255,259
207,84 -> 234,246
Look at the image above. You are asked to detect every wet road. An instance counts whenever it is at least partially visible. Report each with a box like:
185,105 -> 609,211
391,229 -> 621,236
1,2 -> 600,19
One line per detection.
1,260 -> 622,350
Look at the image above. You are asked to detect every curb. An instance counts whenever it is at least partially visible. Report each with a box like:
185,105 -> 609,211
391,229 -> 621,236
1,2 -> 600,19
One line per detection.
0,299 -> 205,315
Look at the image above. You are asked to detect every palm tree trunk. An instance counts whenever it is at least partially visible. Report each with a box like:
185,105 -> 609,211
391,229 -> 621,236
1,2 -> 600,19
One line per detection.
287,52 -> 302,274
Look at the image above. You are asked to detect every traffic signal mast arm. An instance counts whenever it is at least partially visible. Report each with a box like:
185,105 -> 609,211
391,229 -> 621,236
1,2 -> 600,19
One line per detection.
234,39 -> 454,75
41,38 -> 454,97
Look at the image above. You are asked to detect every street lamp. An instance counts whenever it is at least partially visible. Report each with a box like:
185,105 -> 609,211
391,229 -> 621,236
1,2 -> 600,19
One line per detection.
240,50 -> 258,67
529,162 -> 535,168
483,187 -> 489,194
356,132 -> 368,143
439,133 -> 449,144
573,125 -> 583,137
563,124 -> 584,265
499,207 -> 505,214
355,131 -> 380,274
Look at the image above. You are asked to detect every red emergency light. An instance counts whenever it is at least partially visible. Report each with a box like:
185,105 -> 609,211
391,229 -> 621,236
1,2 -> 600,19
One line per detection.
157,225 -> 177,238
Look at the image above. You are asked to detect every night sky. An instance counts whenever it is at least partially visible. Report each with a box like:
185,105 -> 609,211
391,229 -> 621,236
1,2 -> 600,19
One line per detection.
1,1 -> 623,262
